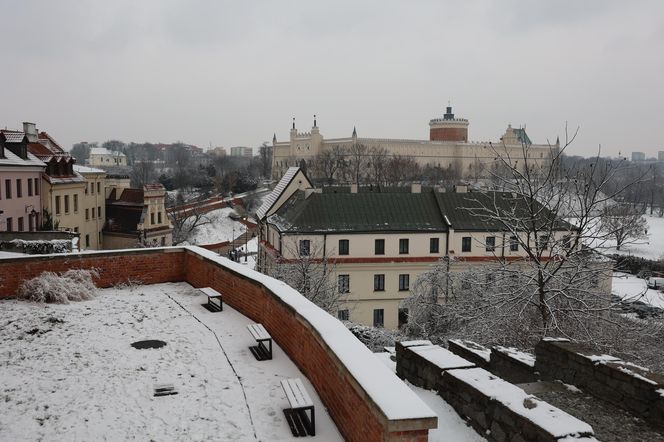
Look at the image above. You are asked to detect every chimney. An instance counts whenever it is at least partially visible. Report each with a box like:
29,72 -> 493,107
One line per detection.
411,182 -> 422,193
23,122 -> 37,141
350,184 -> 358,193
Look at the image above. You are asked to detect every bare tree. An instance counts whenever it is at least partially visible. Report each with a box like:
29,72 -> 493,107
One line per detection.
367,146 -> 389,186
269,242 -> 344,313
348,143 -> 369,185
313,145 -> 346,185
600,204 -> 648,250
166,193 -> 212,245
130,160 -> 156,188
384,155 -> 421,185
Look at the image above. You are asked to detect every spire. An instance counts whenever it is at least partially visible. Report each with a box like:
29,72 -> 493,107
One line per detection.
556,136 -> 560,147
352,126 -> 357,137
273,133 -> 277,143
313,114 -> 317,128
292,117 -> 295,130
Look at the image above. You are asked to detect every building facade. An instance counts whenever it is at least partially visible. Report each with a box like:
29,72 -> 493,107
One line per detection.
230,146 -> 253,158
103,183 -> 173,249
256,168 -> 608,330
88,147 -> 127,167
0,132 -> 45,232
271,107 -> 558,181
74,165 -> 107,249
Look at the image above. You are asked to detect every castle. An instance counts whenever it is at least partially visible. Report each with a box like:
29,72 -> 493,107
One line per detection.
271,106 -> 558,181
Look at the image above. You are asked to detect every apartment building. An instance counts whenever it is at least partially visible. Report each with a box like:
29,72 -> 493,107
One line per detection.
74,165 -> 107,249
256,168 -> 597,329
0,132 -> 45,232
88,147 -> 127,167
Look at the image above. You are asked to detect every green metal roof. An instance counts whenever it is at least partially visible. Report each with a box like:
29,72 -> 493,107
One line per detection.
269,189 -> 573,233
513,128 -> 532,146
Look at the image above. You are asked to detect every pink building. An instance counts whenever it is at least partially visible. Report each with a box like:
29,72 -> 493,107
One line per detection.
0,132 -> 45,232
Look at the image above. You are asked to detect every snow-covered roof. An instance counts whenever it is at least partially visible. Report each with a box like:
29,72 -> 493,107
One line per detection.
90,147 -> 126,157
2,132 -> 25,143
256,167 -> 301,220
74,164 -> 106,174
0,148 -> 46,168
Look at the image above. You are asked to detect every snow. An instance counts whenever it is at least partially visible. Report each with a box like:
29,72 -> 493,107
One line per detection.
578,353 -> 621,363
446,368 -> 594,439
657,389 -> 664,398
542,337 -> 571,342
449,339 -> 491,362
183,207 -> 246,245
612,272 -> 664,308
598,213 -> 664,259
256,167 -> 300,219
0,251 -> 28,258
409,345 -> 476,370
73,164 -> 105,174
0,282 -> 343,441
493,346 -> 536,367
187,246 -> 437,421
374,352 -> 485,442
399,339 -> 433,348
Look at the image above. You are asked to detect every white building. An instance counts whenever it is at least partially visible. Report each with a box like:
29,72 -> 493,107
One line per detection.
88,147 -> 127,167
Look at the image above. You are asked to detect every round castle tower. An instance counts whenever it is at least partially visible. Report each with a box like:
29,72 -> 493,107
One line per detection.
429,106 -> 469,142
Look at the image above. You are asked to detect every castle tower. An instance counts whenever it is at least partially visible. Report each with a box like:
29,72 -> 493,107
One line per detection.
429,106 -> 469,142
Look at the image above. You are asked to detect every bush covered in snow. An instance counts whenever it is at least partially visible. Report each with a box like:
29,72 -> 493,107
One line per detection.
5,239 -> 71,254
345,322 -> 403,352
18,269 -> 99,303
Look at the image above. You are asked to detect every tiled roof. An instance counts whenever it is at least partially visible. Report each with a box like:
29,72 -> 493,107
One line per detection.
2,132 -> 26,143
90,147 -> 126,157
256,167 -> 303,219
0,148 -> 46,168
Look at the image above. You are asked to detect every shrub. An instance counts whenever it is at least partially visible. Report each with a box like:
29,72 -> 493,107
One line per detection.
18,269 -> 99,303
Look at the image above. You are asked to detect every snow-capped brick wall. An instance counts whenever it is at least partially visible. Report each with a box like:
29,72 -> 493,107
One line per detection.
396,341 -> 475,390
0,247 -> 438,441
0,248 -> 186,297
536,339 -> 664,428
489,346 -> 538,384
440,368 -> 596,442
448,339 -> 490,369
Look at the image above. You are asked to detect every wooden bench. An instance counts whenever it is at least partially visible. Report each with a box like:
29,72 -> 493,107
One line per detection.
281,378 -> 315,437
200,287 -> 223,312
247,323 -> 272,361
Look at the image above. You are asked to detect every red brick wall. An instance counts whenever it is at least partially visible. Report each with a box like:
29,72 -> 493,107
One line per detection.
0,249 -> 185,297
429,127 -> 468,142
0,248 -> 433,441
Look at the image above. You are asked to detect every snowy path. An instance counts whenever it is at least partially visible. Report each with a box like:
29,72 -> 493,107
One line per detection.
0,283 -> 342,441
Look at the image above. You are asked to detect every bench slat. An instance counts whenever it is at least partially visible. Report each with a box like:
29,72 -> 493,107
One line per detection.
247,323 -> 271,341
281,378 -> 313,408
200,287 -> 222,298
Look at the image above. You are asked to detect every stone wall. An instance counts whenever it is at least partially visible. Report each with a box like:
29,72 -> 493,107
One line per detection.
535,339 -> 664,428
448,339 -> 490,369
489,346 -> 537,384
0,247 -> 436,442
396,340 -> 596,442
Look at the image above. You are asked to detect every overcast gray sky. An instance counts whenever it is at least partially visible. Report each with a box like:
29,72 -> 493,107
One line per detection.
1,0 -> 662,157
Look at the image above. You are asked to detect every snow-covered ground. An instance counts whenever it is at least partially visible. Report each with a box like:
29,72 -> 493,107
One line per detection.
183,207 -> 246,246
0,283 -> 342,441
374,352 -> 485,442
612,272 -> 664,309
601,213 -> 664,260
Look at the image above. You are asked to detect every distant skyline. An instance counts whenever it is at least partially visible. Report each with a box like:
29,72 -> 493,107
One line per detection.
1,0 -> 663,158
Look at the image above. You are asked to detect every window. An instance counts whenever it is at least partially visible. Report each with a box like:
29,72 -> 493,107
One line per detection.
485,236 -> 496,252
55,196 -> 61,215
85,234 -> 90,248
161,236 -> 166,246
299,239 -> 310,256
510,235 -> 519,252
158,212 -> 162,224
374,274 -> 385,291
373,309 -> 384,328
73,195 -> 78,213
17,217 -> 24,232
34,178 -> 39,196
398,308 -> 409,328
338,274 -> 350,293
5,179 -> 11,199
338,239 -> 349,255
97,182 -> 100,194
90,182 -> 94,194
337,309 -> 349,321
538,235 -> 549,251
399,238 -> 409,254
375,239 -> 385,255
91,207 -> 96,219
462,236 -> 471,252
430,238 -> 440,253
399,274 -> 410,291
85,208 -> 89,220
64,195 -> 70,213
97,206 -> 101,218
6,217 -> 13,232
151,213 -> 155,225
28,179 -> 33,196
16,179 -> 22,198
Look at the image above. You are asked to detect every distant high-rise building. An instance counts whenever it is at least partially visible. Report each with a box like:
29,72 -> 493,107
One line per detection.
658,151 -> 664,161
230,146 -> 253,158
632,152 -> 646,162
